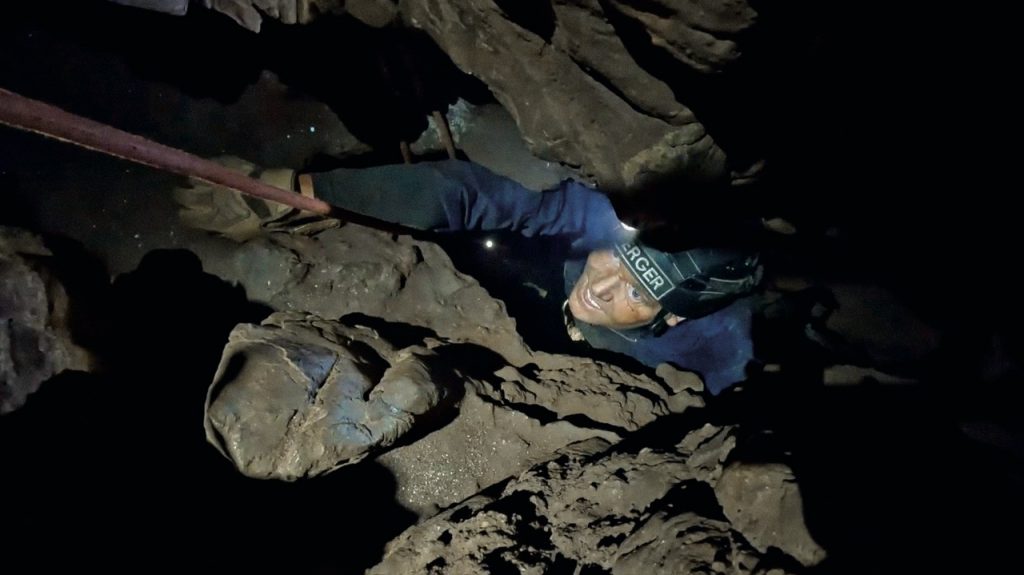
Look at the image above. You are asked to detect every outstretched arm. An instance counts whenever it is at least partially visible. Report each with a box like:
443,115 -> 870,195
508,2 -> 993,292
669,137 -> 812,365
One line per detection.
309,160 -> 623,248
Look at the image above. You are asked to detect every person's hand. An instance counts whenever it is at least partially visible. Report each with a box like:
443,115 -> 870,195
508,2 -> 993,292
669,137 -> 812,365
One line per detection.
172,156 -> 334,241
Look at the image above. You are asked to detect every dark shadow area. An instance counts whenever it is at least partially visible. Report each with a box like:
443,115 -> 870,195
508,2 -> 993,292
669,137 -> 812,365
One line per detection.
261,16 -> 491,163
606,173 -> 782,253
597,0 -> 770,169
0,248 -> 417,571
597,0 -> 1012,352
1,2 -> 260,128
32,235 -> 117,356
432,231 -> 580,354
1,1 -> 491,167
705,375 -> 1024,575
339,312 -> 514,384
0,172 -> 33,228
650,479 -> 730,525
339,311 -> 442,350
607,370 -> 1024,574
751,287 -> 848,385
493,0 -> 556,43
431,342 -> 510,384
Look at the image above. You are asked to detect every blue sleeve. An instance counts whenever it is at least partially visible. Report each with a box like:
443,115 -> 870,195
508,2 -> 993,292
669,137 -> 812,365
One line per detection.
639,298 -> 755,395
311,160 -> 625,250
578,297 -> 755,396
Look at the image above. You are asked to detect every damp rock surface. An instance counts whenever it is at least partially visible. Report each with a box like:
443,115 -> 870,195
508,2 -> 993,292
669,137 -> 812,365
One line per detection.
0,227 -> 93,414
715,460 -> 827,567
378,356 -> 702,517
203,226 -> 703,507
399,0 -> 736,188
368,425 -> 801,574
204,311 -> 452,480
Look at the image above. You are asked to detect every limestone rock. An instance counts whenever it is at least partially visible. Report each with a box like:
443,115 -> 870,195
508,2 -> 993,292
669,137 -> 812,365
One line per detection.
368,425 -> 797,574
400,0 -> 733,188
605,0 -> 757,74
346,0 -> 399,27
107,0 -> 190,15
715,461 -> 827,567
204,311 -> 451,480
202,0 -> 344,31
1,228 -> 93,414
206,225 -> 535,366
378,352 -> 703,517
551,0 -> 694,125
377,385 -> 620,517
495,353 -> 704,429
205,303 -> 704,506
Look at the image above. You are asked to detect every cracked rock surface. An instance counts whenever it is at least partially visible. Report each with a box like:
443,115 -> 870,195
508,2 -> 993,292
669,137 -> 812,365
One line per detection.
183,0 -> 756,188
203,226 -> 703,508
369,425 -> 802,574
204,311 -> 452,480
1,227 -> 93,414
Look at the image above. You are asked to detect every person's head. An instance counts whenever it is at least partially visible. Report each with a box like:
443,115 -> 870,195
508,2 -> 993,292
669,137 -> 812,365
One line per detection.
567,248 -> 684,330
568,241 -> 761,332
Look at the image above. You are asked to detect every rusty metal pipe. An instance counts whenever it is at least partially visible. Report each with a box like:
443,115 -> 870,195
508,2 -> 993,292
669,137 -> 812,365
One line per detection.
0,87 -> 332,215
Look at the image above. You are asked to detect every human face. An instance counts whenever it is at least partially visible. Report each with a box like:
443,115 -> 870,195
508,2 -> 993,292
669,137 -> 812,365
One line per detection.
568,249 -> 662,328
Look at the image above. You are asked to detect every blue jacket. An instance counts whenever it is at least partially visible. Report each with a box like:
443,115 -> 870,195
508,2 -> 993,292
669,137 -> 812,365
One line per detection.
312,160 -> 754,394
